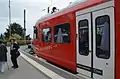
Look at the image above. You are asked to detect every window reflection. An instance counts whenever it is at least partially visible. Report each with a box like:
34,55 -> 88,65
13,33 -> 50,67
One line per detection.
33,27 -> 38,39
96,15 -> 110,59
42,28 -> 52,42
54,23 -> 70,44
78,19 -> 89,56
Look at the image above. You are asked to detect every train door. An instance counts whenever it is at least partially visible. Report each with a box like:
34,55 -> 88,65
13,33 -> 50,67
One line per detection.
92,7 -> 115,79
76,7 -> 115,79
76,13 -> 92,78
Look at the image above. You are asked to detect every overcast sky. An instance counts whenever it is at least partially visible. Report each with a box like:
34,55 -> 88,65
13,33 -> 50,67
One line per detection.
0,0 -> 78,38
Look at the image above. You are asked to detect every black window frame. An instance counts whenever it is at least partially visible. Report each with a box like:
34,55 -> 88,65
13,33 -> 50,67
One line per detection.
42,27 -> 52,43
54,23 -> 71,44
78,19 -> 89,56
33,27 -> 38,39
95,15 -> 110,59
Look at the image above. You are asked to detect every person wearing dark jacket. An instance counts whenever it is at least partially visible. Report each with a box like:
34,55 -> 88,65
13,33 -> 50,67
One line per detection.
0,40 -> 8,72
10,39 -> 20,69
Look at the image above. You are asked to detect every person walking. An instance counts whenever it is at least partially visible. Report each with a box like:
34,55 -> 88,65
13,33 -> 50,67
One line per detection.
0,40 -> 8,72
10,39 -> 20,69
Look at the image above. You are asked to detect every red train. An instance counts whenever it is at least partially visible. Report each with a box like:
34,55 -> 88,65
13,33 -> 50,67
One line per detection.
33,0 -> 120,79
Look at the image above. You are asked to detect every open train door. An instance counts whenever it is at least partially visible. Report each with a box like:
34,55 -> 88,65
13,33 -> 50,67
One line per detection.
76,6 -> 115,79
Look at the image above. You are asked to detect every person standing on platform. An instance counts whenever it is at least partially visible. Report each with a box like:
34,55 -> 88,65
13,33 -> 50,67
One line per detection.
0,40 -> 8,72
10,39 -> 20,69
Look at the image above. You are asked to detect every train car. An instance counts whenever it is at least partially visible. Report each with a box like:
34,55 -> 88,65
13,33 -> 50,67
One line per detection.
33,0 -> 120,79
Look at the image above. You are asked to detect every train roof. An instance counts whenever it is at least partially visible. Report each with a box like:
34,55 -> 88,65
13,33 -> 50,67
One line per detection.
35,0 -> 108,26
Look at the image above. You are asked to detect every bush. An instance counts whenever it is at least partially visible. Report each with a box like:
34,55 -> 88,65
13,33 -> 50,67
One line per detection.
17,40 -> 25,45
6,40 -> 32,46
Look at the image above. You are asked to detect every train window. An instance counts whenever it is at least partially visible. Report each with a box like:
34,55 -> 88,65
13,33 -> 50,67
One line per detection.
95,15 -> 110,59
42,28 -> 52,42
78,19 -> 89,56
33,27 -> 38,39
54,23 -> 70,44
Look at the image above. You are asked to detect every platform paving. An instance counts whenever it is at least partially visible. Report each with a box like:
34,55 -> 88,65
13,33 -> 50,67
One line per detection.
0,48 -> 50,79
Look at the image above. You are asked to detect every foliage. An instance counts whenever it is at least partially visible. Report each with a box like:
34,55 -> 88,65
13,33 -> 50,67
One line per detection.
4,22 -> 24,39
0,34 -> 4,40
17,40 -> 26,45
9,34 -> 23,40
3,22 -> 32,45
0,34 -> 7,45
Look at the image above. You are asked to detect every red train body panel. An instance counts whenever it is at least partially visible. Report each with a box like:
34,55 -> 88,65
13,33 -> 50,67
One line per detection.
36,13 -> 77,71
33,0 -> 120,79
115,0 -> 120,79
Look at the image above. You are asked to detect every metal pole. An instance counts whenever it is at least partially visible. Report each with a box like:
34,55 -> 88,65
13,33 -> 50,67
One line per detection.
24,9 -> 26,44
9,0 -> 11,37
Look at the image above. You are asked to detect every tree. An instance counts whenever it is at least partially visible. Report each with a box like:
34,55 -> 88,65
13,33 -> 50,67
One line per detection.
4,22 -> 24,39
0,34 -> 5,41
